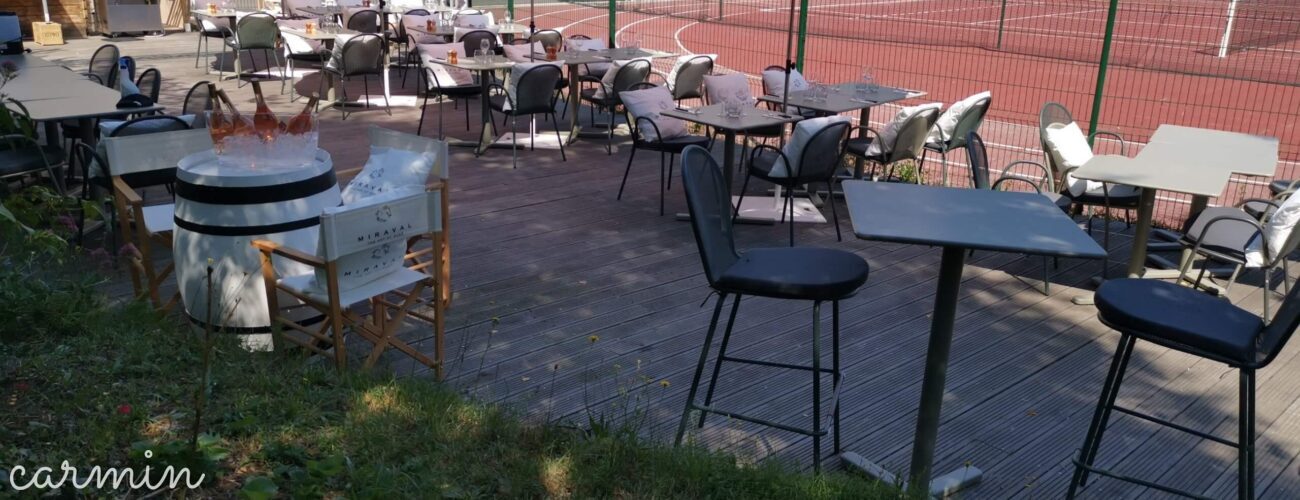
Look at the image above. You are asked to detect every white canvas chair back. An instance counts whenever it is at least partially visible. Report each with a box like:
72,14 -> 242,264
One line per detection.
316,188 -> 438,290
104,128 -> 214,177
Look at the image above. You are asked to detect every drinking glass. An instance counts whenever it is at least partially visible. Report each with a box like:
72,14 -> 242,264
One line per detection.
723,99 -> 741,119
504,13 -> 512,25
479,39 -> 491,60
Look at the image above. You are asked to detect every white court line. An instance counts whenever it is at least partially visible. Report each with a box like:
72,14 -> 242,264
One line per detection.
974,7 -> 1105,25
559,12 -> 610,32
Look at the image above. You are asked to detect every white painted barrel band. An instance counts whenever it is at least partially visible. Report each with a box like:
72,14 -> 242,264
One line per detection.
175,169 -> 338,205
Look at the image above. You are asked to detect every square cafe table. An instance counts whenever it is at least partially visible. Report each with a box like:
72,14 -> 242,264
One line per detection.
662,103 -> 803,223
427,54 -> 516,154
4,56 -> 165,149
1070,125 -> 1278,302
840,181 -> 1106,497
759,83 -> 919,179
406,22 -> 529,43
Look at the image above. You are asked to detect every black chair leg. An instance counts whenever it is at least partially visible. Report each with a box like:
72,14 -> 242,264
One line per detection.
675,292 -> 730,446
787,187 -> 796,247
666,153 -> 675,191
1240,369 -> 1256,500
832,300 -> 841,454
617,146 -> 637,200
811,300 -> 823,474
658,151 -> 666,216
699,294 -> 741,430
417,92 -> 429,136
551,113 -> 566,162
827,180 -> 841,242
733,173 -> 751,219
1068,333 -> 1136,498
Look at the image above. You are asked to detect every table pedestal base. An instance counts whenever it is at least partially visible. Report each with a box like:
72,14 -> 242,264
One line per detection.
841,452 -> 983,498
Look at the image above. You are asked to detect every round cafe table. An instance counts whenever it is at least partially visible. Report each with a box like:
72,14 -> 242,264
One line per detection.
172,149 -> 341,349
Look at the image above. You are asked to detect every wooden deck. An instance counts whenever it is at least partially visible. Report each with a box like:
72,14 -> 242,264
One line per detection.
30,33 -> 1300,498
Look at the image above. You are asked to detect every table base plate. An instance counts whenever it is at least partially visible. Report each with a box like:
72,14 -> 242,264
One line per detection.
674,195 -> 828,224
841,452 -> 983,498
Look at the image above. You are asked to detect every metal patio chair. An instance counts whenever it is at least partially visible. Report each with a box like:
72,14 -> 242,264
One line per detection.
320,34 -> 390,118
1068,277 -> 1300,499
737,118 -> 851,245
220,13 -> 285,88
1176,197 -> 1300,319
579,59 -> 652,155
843,105 -> 940,183
488,63 -> 568,168
921,92 -> 991,187
674,144 -> 869,474
616,82 -> 711,216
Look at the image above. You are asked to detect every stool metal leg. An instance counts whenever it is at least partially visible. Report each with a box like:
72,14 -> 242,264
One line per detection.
699,294 -> 741,429
675,292 -> 729,447
1068,333 -> 1136,498
811,300 -> 823,474
832,300 -> 841,454
1240,369 -> 1255,500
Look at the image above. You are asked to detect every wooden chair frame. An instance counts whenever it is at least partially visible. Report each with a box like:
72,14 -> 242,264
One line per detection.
111,176 -> 178,311
253,182 -> 450,378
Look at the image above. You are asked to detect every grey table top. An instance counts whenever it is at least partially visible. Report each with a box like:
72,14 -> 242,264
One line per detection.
662,103 -> 801,132
428,54 -> 514,71
194,9 -> 239,18
0,54 -> 64,70
758,83 -> 912,114
842,181 -> 1107,258
4,64 -> 164,121
407,22 -> 528,36
1074,124 -> 1279,197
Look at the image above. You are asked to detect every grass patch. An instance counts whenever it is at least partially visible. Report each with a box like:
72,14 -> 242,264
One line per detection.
0,263 -> 901,498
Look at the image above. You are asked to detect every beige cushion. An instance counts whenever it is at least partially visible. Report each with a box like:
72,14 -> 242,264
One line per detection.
417,42 -> 475,87
704,72 -> 751,106
502,41 -> 542,63
866,103 -> 942,157
565,37 -> 612,74
927,91 -> 989,145
1043,121 -> 1098,196
594,58 -> 648,99
620,86 -> 689,142
503,62 -> 562,111
1247,190 -> 1300,267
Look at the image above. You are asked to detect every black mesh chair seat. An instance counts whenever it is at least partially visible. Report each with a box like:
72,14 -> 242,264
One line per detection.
439,83 -> 483,97
1243,199 -> 1273,220
0,145 -> 65,177
746,152 -> 782,179
845,136 -> 882,161
1068,189 -> 1142,207
1096,279 -> 1264,364
715,248 -> 868,301
636,134 -> 709,154
1270,180 -> 1295,195
1179,206 -> 1257,264
579,87 -> 613,107
1043,191 -> 1073,211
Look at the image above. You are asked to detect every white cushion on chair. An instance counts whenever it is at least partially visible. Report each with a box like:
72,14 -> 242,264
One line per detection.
769,115 -> 850,178
866,102 -> 942,157
761,67 -> 809,97
141,204 -> 175,234
1043,121 -> 1101,197
703,72 -> 750,105
341,128 -> 443,203
927,90 -> 989,145
417,43 -> 475,87
620,86 -> 688,142
502,41 -> 543,63
1246,190 -> 1300,267
281,266 -> 429,306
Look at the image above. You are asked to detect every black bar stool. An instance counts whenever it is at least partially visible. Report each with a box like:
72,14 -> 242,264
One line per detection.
673,145 -> 870,473
1069,278 -> 1300,499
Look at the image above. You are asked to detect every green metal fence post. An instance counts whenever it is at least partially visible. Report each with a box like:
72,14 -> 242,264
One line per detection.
1087,0 -> 1121,146
507,0 -> 514,19
995,0 -> 1008,49
795,0 -> 810,69
608,0 -> 617,48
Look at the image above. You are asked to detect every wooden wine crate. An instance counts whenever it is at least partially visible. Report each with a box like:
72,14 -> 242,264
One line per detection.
31,22 -> 64,46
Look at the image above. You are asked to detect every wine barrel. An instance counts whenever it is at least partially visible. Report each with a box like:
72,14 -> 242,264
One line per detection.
173,149 -> 341,349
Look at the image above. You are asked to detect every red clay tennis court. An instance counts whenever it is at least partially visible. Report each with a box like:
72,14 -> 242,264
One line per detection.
525,0 -> 1300,224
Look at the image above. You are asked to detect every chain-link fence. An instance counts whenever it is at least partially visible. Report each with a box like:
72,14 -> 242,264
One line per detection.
509,0 -> 1299,227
